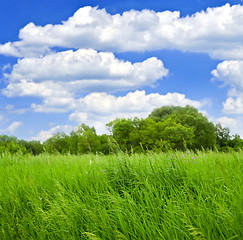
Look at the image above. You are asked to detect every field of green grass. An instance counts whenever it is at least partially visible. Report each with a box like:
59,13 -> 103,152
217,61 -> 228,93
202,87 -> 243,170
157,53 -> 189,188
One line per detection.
0,151 -> 242,239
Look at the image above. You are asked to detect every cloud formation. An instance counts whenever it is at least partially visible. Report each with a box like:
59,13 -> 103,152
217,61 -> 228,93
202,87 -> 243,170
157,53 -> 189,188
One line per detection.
212,61 -> 243,91
1,4 -> 243,59
3,49 -> 168,98
212,60 -> 243,114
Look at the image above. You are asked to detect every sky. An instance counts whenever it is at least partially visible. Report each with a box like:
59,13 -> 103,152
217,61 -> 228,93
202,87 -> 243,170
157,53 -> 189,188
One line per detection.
0,0 -> 243,142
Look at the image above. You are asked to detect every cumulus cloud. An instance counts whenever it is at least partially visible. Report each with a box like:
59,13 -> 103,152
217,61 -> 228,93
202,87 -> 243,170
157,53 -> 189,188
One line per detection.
1,4 -> 243,59
31,125 -> 74,142
5,121 -> 23,134
212,60 -> 243,90
212,60 -> 243,114
74,90 -> 202,114
3,49 -> 168,99
223,93 -> 243,114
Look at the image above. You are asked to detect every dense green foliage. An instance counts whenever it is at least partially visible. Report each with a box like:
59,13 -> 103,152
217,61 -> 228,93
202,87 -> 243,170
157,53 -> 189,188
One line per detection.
0,151 -> 242,239
0,135 -> 27,154
42,124 -> 116,155
107,117 -> 195,152
1,106 -> 243,155
149,105 -> 217,149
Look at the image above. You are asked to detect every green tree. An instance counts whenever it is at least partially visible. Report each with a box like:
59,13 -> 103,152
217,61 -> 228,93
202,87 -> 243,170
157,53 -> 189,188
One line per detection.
43,132 -> 69,154
106,118 -> 141,152
69,124 -> 101,154
0,134 -> 27,154
138,118 -> 163,151
226,134 -> 243,151
215,122 -> 231,148
159,118 -> 195,150
149,105 -> 216,150
138,118 -> 194,151
19,140 -> 44,155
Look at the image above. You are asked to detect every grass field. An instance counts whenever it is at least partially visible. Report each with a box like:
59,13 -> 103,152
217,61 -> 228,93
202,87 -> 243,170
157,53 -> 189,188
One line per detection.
0,150 -> 242,239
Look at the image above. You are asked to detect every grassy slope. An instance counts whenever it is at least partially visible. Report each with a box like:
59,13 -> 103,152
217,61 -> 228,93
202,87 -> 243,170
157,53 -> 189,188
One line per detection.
0,151 -> 242,239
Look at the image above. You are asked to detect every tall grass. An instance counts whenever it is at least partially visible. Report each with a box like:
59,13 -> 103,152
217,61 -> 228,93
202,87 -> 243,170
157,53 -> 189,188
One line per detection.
0,151 -> 242,239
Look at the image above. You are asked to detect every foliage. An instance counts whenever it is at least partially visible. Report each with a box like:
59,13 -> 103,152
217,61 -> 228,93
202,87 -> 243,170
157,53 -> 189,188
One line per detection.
149,105 -> 217,149
137,118 -> 194,151
215,122 -> 231,148
19,140 -> 43,155
106,118 -> 141,152
0,134 -> 27,155
42,124 -> 116,155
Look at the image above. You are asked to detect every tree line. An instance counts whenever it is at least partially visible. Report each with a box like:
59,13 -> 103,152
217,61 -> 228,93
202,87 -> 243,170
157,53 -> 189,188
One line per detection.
1,106 -> 243,155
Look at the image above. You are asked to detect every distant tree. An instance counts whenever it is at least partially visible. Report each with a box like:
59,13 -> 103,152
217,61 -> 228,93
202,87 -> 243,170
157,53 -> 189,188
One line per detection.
69,124 -> 101,154
97,134 -> 118,154
0,134 -> 27,154
43,132 -> 69,154
226,134 -> 243,151
215,122 -> 231,148
106,118 -> 141,152
149,105 -> 216,149
138,118 -> 163,151
159,118 -> 195,150
106,117 -> 195,152
138,118 -> 194,151
19,140 -> 44,155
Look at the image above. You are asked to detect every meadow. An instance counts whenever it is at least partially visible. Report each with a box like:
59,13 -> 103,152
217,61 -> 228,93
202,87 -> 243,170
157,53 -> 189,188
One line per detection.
0,151 -> 242,239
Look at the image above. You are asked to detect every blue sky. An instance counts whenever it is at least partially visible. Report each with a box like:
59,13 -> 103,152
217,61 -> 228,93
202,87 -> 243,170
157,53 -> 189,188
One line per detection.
1,0 -> 243,141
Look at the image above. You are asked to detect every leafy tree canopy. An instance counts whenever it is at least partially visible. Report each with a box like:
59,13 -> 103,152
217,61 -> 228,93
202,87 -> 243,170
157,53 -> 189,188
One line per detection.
149,105 -> 216,149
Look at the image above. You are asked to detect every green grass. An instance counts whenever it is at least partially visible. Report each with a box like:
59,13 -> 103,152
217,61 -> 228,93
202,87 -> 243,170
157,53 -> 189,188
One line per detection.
0,151 -> 242,239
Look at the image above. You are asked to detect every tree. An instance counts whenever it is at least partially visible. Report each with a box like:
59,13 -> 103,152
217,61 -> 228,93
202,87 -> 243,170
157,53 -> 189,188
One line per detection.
0,134 -> 27,154
19,140 -> 44,155
159,118 -> 195,150
106,118 -> 141,152
43,132 -> 69,154
69,124 -> 101,154
215,122 -> 231,148
226,134 -> 243,151
138,118 -> 163,151
149,105 -> 216,149
106,117 -> 195,152
138,118 -> 194,151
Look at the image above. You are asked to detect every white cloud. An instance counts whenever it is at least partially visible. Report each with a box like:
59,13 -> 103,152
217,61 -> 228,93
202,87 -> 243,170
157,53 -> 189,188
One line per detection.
0,42 -> 21,57
3,49 -> 168,100
212,60 -> 243,114
75,90 -> 202,114
212,60 -> 243,91
31,125 -> 74,142
1,4 -> 243,59
5,121 -> 23,134
223,93 -> 243,114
